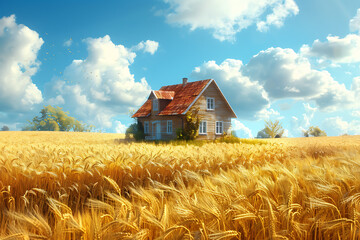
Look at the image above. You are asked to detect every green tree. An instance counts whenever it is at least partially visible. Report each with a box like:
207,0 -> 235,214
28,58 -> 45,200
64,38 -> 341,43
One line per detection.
1,125 -> 9,131
257,128 -> 270,138
304,126 -> 327,137
23,105 -> 94,132
125,122 -> 145,141
177,108 -> 200,140
264,120 -> 284,138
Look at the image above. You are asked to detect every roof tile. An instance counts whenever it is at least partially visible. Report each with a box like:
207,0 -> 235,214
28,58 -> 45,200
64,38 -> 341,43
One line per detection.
154,90 -> 175,99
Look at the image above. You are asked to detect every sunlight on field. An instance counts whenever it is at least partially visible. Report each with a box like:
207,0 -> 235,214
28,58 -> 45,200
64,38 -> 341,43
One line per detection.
1,132 -> 360,239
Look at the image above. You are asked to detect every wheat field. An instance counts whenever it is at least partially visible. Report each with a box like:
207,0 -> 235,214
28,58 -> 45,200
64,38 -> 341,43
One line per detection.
1,132 -> 360,239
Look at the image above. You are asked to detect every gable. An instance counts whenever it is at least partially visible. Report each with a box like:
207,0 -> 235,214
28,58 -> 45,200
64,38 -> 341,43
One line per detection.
186,81 -> 237,118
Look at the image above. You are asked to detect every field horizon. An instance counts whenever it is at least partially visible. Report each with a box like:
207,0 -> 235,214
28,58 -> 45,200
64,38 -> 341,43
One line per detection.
1,132 -> 360,239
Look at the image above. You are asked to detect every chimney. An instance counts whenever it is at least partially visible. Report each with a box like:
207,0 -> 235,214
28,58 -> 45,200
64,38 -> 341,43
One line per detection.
182,77 -> 188,86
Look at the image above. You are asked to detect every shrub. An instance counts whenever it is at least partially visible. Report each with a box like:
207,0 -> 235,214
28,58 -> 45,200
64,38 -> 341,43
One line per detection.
125,122 -> 145,141
177,108 -> 200,140
1,125 -> 9,131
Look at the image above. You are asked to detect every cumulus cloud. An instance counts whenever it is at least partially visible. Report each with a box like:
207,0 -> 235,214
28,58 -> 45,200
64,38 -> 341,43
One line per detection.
350,8 -> 360,34
163,0 -> 299,41
246,47 -> 353,111
115,120 -> 127,133
51,35 -> 151,129
231,119 -> 253,138
191,59 -> 270,119
191,46 -> 358,120
133,40 -> 159,55
300,34 -> 360,63
0,15 -> 43,112
323,117 -> 360,136
256,0 -> 299,32
299,10 -> 360,64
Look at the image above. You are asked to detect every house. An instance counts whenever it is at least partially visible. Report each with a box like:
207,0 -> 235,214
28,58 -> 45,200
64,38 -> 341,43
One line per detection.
132,78 -> 237,140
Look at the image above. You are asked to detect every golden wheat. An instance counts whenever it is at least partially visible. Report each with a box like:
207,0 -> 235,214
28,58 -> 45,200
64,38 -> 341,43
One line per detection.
1,131 -> 360,239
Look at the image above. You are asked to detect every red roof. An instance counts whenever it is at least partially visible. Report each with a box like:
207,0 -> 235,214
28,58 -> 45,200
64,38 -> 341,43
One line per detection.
154,90 -> 175,99
132,99 -> 152,118
132,79 -> 211,117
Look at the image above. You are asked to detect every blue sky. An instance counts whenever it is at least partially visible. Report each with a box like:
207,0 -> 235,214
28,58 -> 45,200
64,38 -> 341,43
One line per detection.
1,0 -> 360,137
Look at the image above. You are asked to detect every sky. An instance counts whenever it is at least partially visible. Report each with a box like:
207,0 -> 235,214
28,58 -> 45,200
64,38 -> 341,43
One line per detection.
1,0 -> 360,137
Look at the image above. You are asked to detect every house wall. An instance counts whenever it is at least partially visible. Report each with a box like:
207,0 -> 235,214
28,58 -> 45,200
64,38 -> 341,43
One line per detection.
190,81 -> 234,140
137,115 -> 183,140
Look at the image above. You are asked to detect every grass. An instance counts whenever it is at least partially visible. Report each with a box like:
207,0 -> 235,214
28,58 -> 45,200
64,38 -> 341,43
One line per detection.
1,131 -> 360,239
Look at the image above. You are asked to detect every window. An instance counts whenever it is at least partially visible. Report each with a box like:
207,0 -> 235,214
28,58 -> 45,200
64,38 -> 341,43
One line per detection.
167,120 -> 172,134
144,121 -> 149,134
207,97 -> 215,110
199,121 -> 207,134
216,121 -> 223,135
153,99 -> 158,111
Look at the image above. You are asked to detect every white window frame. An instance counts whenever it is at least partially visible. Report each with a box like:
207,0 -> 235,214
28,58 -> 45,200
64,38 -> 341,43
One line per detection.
167,120 -> 172,134
144,121 -> 149,134
207,97 -> 215,110
215,121 -> 223,135
153,99 -> 158,111
199,121 -> 207,135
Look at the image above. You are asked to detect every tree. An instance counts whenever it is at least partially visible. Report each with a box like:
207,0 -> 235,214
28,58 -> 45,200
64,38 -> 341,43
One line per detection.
1,125 -> 9,131
264,120 -> 284,138
23,105 -> 94,132
257,128 -> 270,138
304,126 -> 326,137
125,122 -> 145,141
177,108 -> 200,140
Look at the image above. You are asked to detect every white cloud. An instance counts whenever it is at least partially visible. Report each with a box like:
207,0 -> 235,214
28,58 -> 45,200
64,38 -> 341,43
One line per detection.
323,117 -> 360,136
303,103 -> 317,126
64,38 -> 73,47
255,108 -> 282,120
191,59 -> 270,119
282,129 -> 289,137
192,47 -> 358,120
0,15 -> 43,112
163,0 -> 298,41
133,40 -> 159,55
290,103 -> 317,136
350,8 -> 360,34
47,95 -> 65,106
246,47 -> 353,111
300,34 -> 360,63
115,120 -> 127,133
231,119 -> 253,138
352,110 -> 360,117
51,35 -> 152,129
257,0 -> 299,32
